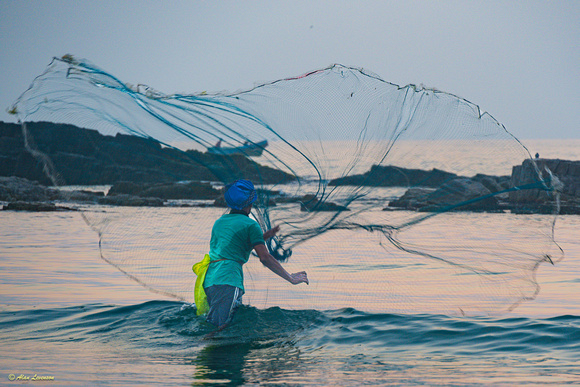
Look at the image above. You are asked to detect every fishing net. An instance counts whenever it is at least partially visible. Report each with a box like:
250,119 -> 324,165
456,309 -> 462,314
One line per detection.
11,55 -> 563,315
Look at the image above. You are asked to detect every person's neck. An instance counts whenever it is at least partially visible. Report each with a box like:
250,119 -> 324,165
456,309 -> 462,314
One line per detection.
230,209 -> 249,216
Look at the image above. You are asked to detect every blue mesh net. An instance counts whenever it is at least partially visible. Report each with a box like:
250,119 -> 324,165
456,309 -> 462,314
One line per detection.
10,55 -> 563,314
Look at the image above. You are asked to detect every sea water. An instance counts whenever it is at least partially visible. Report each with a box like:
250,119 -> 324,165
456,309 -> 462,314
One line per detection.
0,139 -> 579,385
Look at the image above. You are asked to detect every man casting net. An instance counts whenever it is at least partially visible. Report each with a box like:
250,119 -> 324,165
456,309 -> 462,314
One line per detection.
10,55 -> 563,315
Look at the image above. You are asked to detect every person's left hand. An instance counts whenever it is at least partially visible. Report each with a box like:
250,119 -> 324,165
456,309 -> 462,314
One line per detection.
263,225 -> 280,240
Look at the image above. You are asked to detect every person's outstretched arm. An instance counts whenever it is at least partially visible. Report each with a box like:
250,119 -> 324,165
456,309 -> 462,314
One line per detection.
262,225 -> 280,240
254,244 -> 309,285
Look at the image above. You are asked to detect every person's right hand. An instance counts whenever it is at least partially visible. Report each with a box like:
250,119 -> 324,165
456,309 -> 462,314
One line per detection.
289,271 -> 309,285
263,225 -> 280,240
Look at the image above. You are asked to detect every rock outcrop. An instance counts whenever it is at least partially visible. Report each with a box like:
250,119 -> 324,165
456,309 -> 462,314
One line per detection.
0,121 -> 294,186
329,165 -> 458,187
0,176 -> 61,202
97,194 -> 164,207
107,181 -> 220,200
2,201 -> 75,211
299,194 -> 349,212
509,159 -> 580,214
387,159 -> 579,214
387,178 -> 501,212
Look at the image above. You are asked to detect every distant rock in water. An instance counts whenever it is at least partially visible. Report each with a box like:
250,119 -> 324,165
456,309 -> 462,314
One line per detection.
386,188 -> 435,210
330,163 -> 508,213
388,178 -> 501,212
329,165 -> 458,187
299,194 -> 349,212
2,201 -> 75,212
0,175 -> 106,206
471,174 -> 511,195
387,158 -> 580,214
0,176 -> 60,202
0,121 -> 294,186
108,181 -> 220,200
509,158 -> 580,215
98,194 -> 164,207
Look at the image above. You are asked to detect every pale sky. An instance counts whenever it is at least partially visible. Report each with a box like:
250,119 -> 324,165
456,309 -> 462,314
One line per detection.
1,0 -> 578,139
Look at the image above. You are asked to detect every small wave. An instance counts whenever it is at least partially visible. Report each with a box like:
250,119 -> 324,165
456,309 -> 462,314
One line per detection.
301,308 -> 580,357
1,302 -> 578,358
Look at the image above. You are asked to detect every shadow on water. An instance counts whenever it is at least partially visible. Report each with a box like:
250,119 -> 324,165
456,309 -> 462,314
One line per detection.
193,342 -> 251,385
190,305 -> 325,385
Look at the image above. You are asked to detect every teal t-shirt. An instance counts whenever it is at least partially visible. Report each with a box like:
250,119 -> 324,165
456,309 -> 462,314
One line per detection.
204,212 -> 265,291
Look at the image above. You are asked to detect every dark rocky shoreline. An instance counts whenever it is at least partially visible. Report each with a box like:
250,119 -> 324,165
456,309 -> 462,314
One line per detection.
384,159 -> 579,214
2,160 -> 578,214
1,121 -> 578,214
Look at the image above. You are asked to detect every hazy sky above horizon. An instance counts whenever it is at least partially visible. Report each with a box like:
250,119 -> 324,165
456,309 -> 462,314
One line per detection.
1,1 -> 578,139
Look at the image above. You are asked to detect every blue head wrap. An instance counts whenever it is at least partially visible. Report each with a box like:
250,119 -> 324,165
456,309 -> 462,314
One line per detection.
224,179 -> 257,210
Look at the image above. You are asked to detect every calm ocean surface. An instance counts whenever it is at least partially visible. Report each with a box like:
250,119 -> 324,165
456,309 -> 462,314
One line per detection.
1,139 -> 579,385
